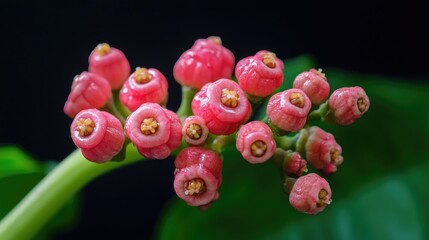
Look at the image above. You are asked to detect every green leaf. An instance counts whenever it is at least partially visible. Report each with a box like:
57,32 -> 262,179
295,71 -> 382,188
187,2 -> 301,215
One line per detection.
0,145 -> 81,239
156,56 -> 429,240
0,145 -> 42,178
269,162 -> 429,240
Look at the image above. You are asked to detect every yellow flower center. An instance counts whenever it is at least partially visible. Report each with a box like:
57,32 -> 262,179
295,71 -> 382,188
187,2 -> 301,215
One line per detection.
315,68 -> 326,78
186,123 -> 202,140
317,189 -> 332,207
221,88 -> 239,108
289,92 -> 305,108
134,67 -> 153,84
207,36 -> 222,45
140,118 -> 159,135
330,149 -> 343,165
262,53 -> 276,68
95,43 -> 111,56
357,98 -> 368,113
251,140 -> 267,157
184,178 -> 206,196
76,118 -> 95,137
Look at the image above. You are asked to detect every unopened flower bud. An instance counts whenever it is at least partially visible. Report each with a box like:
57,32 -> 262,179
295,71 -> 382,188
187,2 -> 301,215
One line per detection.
173,36 -> 235,89
174,147 -> 222,208
274,149 -> 308,177
64,72 -> 112,118
305,126 -> 343,175
235,50 -> 284,98
119,67 -> 168,112
124,103 -> 182,159
266,89 -> 311,132
192,79 -> 251,135
289,173 -> 332,215
236,121 -> 276,164
293,68 -> 330,105
327,86 -> 370,125
182,116 -> 209,146
70,109 -> 125,163
88,43 -> 131,90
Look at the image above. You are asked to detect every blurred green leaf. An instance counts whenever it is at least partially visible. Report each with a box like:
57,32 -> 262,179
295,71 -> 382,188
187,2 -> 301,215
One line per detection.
156,56 -> 429,240
0,172 -> 45,219
0,145 -> 42,178
0,145 -> 80,239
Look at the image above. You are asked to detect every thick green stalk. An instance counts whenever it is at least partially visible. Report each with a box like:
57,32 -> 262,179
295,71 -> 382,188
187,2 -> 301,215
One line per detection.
0,144 -> 144,240
0,82 -> 197,240
112,90 -> 131,118
176,86 -> 198,118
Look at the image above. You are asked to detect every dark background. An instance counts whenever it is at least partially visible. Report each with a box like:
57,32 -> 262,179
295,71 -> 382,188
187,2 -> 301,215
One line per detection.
0,0 -> 427,239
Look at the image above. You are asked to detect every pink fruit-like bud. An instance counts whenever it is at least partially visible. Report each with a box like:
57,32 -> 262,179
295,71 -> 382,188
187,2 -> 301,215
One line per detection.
173,36 -> 235,89
192,79 -> 251,135
305,126 -> 343,175
70,109 -> 125,163
236,121 -> 276,164
64,72 -> 112,118
182,116 -> 209,146
124,103 -> 182,159
328,86 -> 370,125
89,43 -> 131,90
293,68 -> 330,105
119,67 -> 168,112
266,88 -> 312,132
284,151 -> 308,177
235,51 -> 284,97
289,173 -> 332,215
174,147 -> 222,207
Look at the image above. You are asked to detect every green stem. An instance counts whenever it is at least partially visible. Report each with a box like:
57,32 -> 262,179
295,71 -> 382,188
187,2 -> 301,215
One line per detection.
283,177 -> 297,194
0,144 -> 144,240
276,133 -> 300,150
176,86 -> 197,118
102,97 -> 126,124
112,90 -> 131,118
260,115 -> 268,123
307,101 -> 329,123
210,134 -> 236,154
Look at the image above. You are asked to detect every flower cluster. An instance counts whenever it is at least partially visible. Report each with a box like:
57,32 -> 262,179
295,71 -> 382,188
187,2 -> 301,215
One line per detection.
64,37 -> 369,214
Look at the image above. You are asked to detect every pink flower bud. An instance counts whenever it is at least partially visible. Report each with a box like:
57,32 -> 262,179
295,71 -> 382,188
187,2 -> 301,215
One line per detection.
173,36 -> 235,89
182,116 -> 209,146
124,103 -> 182,159
266,88 -> 312,132
70,109 -> 125,163
235,51 -> 284,97
284,151 -> 308,177
236,121 -> 276,164
305,126 -> 343,175
64,72 -> 112,118
293,68 -> 330,105
328,86 -> 370,125
192,79 -> 251,135
174,147 -> 222,207
88,43 -> 131,90
289,173 -> 332,215
119,67 -> 168,112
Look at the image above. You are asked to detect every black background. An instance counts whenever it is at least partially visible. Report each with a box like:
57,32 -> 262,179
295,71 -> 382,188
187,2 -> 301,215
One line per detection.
0,0 -> 427,239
